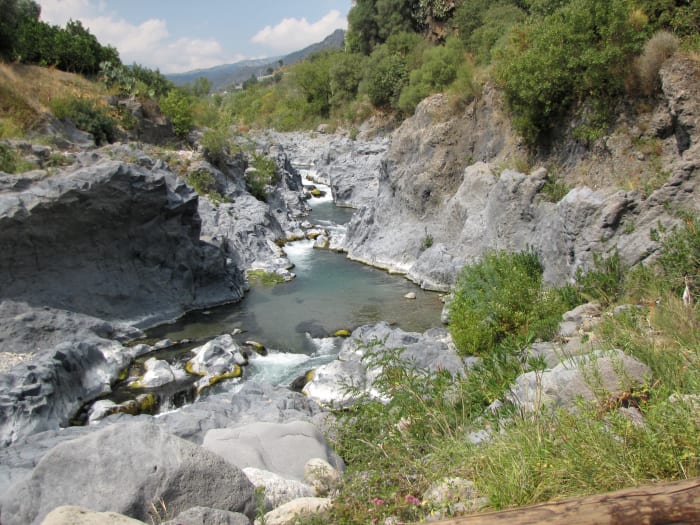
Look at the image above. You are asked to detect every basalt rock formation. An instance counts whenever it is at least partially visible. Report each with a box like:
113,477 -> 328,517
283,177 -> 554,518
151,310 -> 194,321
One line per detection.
0,158 -> 244,327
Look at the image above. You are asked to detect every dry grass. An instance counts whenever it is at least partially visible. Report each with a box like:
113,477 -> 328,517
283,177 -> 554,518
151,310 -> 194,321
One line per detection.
635,31 -> 680,96
0,62 -> 107,136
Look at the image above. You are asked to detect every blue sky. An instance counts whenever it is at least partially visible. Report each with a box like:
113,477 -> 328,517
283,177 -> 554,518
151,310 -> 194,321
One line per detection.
36,1 -> 352,73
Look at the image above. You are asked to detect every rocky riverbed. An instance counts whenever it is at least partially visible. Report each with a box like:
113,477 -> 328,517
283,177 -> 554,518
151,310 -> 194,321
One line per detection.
0,54 -> 698,525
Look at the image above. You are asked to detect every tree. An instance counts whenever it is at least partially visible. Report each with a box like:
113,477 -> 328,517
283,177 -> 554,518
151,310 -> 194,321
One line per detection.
159,89 -> 194,137
0,0 -> 41,58
192,76 -> 212,97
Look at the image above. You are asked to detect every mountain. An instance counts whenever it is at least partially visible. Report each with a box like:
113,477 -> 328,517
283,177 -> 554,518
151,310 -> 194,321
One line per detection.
167,29 -> 346,91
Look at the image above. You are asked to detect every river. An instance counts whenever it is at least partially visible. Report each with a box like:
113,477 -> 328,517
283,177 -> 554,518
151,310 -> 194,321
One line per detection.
144,183 -> 444,387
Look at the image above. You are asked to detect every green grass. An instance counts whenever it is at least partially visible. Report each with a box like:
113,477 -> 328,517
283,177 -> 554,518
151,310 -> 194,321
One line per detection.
246,269 -> 285,286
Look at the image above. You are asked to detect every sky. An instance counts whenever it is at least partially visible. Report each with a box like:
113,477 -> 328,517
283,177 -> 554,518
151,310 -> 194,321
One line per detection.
36,0 -> 353,74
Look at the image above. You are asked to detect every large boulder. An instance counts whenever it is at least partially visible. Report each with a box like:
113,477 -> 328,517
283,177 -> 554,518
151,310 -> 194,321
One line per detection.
0,422 -> 256,525
203,420 -> 343,481
0,158 -> 244,327
163,507 -> 250,525
40,506 -> 147,525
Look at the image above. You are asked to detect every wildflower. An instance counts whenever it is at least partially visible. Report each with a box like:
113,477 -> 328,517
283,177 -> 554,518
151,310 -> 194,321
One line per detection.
405,494 -> 421,506
372,497 -> 385,506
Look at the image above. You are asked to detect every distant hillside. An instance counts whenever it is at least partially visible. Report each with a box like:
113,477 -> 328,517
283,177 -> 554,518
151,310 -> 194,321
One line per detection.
167,29 -> 346,91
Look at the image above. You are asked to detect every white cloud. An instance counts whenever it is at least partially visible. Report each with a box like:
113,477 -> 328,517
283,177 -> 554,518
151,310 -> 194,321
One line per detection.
36,0 -> 235,73
251,10 -> 347,53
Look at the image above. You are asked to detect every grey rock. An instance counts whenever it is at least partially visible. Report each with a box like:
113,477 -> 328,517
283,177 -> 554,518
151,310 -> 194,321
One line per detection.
40,506 -> 147,525
304,458 -> 341,496
303,322 -> 466,408
0,421 -> 256,525
155,381 -> 326,444
506,349 -> 652,412
243,467 -> 314,509
203,420 -> 343,481
163,507 -> 250,525
258,497 -> 331,525
188,334 -> 246,375
134,357 -> 177,388
339,68 -> 700,290
0,158 -> 245,327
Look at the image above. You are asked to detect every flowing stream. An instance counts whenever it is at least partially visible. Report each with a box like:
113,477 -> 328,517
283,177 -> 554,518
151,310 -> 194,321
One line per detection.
145,186 -> 444,387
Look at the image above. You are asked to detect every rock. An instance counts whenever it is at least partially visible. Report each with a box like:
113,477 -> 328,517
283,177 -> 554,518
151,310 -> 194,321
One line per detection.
40,506 -> 147,525
258,497 -> 331,525
0,422 -> 256,525
132,357 -> 177,388
0,333 -> 142,446
506,349 -> 652,412
154,381 -> 326,444
187,335 -> 246,376
243,467 -> 315,509
163,507 -> 250,525
202,420 -> 343,481
0,158 -> 244,327
339,68 -> 700,290
404,292 -> 417,300
304,458 -> 341,496
303,323 -> 467,408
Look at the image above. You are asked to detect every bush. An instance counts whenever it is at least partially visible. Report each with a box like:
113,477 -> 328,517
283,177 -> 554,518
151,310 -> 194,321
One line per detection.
184,169 -> 225,204
361,47 -> 409,109
449,251 -> 570,356
159,89 -> 194,137
200,128 -> 231,168
635,30 -> 679,95
50,97 -> 116,145
655,213 -> 700,296
575,251 -> 627,306
496,0 -> 645,145
247,154 -> 279,201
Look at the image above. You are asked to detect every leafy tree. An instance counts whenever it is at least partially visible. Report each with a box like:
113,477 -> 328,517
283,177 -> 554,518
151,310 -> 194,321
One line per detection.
0,0 -> 40,57
347,0 -> 381,54
398,38 -> 463,114
293,50 -> 339,117
361,45 -> 409,109
329,52 -> 368,106
190,76 -> 212,97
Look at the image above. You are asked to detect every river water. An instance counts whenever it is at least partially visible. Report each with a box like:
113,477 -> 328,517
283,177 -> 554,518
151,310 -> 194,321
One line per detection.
145,185 -> 444,387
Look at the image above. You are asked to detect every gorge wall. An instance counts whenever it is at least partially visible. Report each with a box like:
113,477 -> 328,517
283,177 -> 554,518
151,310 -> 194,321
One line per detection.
337,56 -> 700,290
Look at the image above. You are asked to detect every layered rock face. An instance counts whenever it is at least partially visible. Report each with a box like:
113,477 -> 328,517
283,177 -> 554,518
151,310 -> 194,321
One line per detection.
341,57 -> 700,290
0,159 -> 244,326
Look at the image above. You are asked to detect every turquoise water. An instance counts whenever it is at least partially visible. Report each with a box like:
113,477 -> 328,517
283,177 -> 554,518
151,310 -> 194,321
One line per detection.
146,196 -> 444,385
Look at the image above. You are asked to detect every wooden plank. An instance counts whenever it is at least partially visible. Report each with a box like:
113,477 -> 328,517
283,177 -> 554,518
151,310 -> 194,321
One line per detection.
431,477 -> 700,525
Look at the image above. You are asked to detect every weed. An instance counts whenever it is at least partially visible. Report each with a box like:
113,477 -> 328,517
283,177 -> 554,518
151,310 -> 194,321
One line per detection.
539,173 -> 570,203
247,269 -> 285,286
50,96 -> 116,145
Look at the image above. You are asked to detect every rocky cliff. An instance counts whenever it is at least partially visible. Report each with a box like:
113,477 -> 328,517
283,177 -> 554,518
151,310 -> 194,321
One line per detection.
0,155 -> 244,327
338,55 -> 700,290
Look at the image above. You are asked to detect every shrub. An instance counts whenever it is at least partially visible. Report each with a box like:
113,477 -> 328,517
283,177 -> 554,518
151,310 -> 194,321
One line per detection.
247,154 -> 279,201
635,30 -> 679,95
158,89 -> 194,137
50,97 -> 116,145
655,213 -> 700,296
185,169 -> 225,204
361,46 -> 409,109
496,0 -> 645,145
576,251 -> 627,306
200,128 -> 230,169
449,251 -> 569,356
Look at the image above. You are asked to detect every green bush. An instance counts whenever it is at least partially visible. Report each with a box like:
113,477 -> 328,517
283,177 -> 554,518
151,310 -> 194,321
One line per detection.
185,169 -> 225,204
575,251 -> 627,306
158,89 -> 194,137
449,251 -> 570,356
247,154 -> 279,201
496,0 -> 645,145
655,213 -> 700,296
200,128 -> 231,169
361,46 -> 409,109
49,97 -> 116,145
